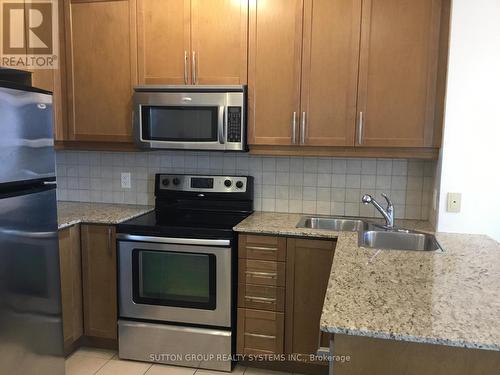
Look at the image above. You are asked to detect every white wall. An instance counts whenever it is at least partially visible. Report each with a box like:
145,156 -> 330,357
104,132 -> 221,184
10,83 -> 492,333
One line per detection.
437,0 -> 500,242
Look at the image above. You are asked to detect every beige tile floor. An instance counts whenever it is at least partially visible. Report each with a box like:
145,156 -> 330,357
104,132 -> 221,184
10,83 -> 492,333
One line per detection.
66,347 -> 296,375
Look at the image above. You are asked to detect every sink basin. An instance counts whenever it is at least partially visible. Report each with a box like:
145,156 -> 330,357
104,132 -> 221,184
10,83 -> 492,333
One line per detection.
296,215 -> 443,252
360,229 -> 443,252
296,216 -> 366,232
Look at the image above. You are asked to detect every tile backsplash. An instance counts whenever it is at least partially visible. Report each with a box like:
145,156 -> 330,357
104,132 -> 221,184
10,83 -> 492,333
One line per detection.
56,151 -> 436,220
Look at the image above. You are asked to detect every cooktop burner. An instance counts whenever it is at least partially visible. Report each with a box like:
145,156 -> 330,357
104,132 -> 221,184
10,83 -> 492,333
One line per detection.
117,174 -> 254,240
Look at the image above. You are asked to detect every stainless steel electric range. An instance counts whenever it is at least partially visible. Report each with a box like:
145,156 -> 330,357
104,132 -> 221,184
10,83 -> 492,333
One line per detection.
116,174 -> 253,372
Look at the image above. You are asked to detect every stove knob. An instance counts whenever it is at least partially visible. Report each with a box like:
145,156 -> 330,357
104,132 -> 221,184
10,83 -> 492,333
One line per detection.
173,178 -> 180,186
224,179 -> 232,188
236,181 -> 244,189
162,178 -> 170,187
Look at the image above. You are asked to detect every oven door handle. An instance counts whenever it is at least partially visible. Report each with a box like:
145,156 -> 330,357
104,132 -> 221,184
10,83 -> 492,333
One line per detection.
116,234 -> 230,247
218,106 -> 225,144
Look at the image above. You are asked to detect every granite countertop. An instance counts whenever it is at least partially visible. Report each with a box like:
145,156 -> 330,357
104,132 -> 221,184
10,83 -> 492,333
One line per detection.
57,201 -> 153,230
233,212 -> 500,351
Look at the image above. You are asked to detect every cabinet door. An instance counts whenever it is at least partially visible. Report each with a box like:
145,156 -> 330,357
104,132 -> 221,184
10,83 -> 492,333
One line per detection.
58,225 -> 83,352
300,0 -> 361,146
31,69 -> 66,141
191,0 -> 248,85
27,0 -> 67,141
137,0 -> 191,84
285,238 -> 335,361
248,0 -> 303,145
65,0 -> 137,142
356,0 -> 442,147
81,225 -> 117,340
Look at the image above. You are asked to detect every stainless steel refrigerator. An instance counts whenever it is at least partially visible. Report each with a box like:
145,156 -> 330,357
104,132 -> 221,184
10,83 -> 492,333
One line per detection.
0,77 -> 64,374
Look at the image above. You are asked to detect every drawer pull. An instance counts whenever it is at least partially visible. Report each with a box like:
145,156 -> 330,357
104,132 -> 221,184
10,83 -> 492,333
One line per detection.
245,271 -> 277,279
316,346 -> 330,359
245,296 -> 276,304
244,332 -> 276,340
246,246 -> 278,252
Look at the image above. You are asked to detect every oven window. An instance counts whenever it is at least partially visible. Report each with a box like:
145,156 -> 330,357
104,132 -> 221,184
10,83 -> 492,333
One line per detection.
141,106 -> 219,142
132,249 -> 216,310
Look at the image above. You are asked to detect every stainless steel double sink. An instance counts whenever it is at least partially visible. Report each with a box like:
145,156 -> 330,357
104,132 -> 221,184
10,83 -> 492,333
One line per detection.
296,216 -> 443,252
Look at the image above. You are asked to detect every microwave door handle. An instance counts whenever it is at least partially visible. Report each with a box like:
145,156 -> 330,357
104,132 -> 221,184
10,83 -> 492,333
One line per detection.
218,106 -> 225,144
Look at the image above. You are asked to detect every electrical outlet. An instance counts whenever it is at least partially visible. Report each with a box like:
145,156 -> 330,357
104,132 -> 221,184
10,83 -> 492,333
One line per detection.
121,172 -> 131,189
447,192 -> 461,213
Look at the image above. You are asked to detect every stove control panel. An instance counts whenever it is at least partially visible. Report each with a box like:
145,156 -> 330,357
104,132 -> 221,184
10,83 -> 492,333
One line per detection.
159,175 -> 249,193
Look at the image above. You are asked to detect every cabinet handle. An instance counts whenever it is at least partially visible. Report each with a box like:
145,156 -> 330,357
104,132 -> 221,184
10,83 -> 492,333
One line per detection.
300,111 -> 306,145
218,106 -> 225,144
184,50 -> 188,84
245,271 -> 277,279
292,112 -> 297,144
192,51 -> 197,84
316,347 -> 330,359
358,111 -> 364,145
246,246 -> 277,252
107,227 -> 112,257
245,296 -> 276,304
244,332 -> 276,339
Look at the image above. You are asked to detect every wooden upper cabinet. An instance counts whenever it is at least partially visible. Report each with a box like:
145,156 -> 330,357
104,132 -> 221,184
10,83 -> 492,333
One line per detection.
28,0 -> 67,141
300,0 -> 361,146
137,0 -> 248,85
31,69 -> 66,141
137,0 -> 191,84
248,0 -> 303,145
191,0 -> 248,84
356,0 -> 442,147
65,0 -> 137,143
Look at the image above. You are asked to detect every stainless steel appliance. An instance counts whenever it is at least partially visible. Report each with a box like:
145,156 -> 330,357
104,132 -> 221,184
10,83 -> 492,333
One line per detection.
117,174 -> 253,371
0,75 -> 64,375
133,86 -> 246,151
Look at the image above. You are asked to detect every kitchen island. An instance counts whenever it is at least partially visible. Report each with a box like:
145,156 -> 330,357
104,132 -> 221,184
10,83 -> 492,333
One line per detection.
234,212 -> 500,374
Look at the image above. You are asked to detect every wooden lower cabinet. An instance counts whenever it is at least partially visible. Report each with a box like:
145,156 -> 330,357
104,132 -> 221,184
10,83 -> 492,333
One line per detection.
238,284 -> 285,312
81,225 -> 118,340
237,308 -> 285,355
237,233 -> 336,368
333,334 -> 500,375
239,234 -> 287,262
285,238 -> 335,361
58,225 -> 84,353
239,258 -> 286,287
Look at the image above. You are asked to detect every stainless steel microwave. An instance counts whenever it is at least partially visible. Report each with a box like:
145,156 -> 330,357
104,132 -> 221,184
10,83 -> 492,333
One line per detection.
133,85 -> 246,151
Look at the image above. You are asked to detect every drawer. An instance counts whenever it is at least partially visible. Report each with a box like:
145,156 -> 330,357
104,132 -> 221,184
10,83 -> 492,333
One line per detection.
237,308 -> 284,355
239,234 -> 286,261
238,284 -> 285,312
238,259 -> 286,287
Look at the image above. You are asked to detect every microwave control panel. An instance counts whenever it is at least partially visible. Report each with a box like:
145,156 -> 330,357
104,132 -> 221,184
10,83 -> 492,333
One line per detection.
227,107 -> 242,143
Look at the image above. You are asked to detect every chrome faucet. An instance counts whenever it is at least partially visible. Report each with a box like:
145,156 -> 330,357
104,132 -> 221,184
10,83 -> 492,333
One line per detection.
362,193 -> 395,229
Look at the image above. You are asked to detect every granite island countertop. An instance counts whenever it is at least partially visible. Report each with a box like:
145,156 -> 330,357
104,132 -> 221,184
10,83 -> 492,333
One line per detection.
57,201 -> 153,230
233,212 -> 500,351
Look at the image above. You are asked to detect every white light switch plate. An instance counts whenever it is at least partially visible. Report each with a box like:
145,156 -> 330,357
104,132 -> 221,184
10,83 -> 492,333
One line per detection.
121,172 -> 131,189
447,192 -> 461,213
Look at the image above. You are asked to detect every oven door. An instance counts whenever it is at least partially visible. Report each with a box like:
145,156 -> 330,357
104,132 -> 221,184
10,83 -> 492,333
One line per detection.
134,91 -> 229,151
118,237 -> 232,328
